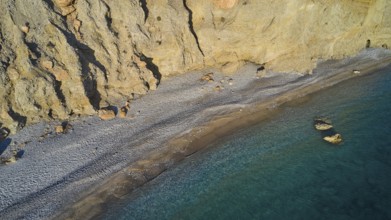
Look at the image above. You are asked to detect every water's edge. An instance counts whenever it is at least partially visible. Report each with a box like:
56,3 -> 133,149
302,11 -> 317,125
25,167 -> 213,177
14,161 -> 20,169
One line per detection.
57,55 -> 391,220
107,64 -> 391,220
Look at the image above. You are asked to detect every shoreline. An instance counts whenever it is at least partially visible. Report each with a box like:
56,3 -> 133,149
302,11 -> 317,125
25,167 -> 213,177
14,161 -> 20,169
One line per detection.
0,49 -> 390,220
57,49 -> 391,220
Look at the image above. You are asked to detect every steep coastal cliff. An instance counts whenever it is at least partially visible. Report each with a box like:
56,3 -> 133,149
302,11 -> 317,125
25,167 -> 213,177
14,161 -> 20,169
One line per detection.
1,0 -> 390,133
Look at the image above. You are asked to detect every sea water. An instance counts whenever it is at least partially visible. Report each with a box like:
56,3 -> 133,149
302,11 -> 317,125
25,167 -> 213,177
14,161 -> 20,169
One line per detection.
102,66 -> 391,220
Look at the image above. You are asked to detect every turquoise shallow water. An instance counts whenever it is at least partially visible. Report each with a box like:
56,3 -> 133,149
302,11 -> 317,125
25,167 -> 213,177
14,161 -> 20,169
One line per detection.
102,66 -> 391,220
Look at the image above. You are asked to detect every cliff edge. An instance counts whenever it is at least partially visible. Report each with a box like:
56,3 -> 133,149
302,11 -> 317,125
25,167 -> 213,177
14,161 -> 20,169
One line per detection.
1,0 -> 390,133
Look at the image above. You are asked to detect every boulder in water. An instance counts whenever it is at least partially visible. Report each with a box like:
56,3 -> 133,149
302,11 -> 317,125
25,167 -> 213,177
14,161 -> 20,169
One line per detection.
315,123 -> 333,131
323,133 -> 343,144
314,117 -> 343,144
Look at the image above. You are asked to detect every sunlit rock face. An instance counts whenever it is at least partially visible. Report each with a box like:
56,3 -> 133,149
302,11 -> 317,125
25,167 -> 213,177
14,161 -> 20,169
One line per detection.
0,0 -> 390,132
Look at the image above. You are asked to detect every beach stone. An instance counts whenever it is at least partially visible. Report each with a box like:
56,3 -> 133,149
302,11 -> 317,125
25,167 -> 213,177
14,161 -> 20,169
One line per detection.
201,73 -> 214,82
55,122 -> 72,134
55,125 -> 64,133
214,85 -> 223,91
2,156 -> 17,164
98,109 -> 116,120
118,107 -> 128,118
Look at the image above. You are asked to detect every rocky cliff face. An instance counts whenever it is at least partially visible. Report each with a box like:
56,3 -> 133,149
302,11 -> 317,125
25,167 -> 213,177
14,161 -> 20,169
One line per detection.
0,0 -> 390,133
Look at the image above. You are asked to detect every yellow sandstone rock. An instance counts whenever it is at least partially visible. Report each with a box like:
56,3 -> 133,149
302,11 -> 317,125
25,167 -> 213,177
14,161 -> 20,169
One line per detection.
201,73 -> 214,82
118,107 -> 128,118
55,125 -> 64,134
98,109 -> 116,121
314,123 -> 333,131
323,134 -> 343,144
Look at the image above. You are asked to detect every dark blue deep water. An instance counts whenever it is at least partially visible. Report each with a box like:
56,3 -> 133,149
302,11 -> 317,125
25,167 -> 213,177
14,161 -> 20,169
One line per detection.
103,66 -> 391,220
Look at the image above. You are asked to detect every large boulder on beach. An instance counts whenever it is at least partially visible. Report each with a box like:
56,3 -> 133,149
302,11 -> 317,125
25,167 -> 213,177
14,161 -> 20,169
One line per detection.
118,107 -> 128,118
98,109 -> 116,121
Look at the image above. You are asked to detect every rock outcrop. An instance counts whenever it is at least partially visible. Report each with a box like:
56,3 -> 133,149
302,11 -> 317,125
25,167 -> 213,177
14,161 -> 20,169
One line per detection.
1,0 -> 390,133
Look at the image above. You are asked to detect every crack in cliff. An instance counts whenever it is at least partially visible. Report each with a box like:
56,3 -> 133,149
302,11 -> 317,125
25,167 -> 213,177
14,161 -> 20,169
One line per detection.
102,2 -> 119,37
7,107 -> 26,130
52,23 -> 104,110
139,53 -> 161,85
52,79 -> 67,109
139,0 -> 149,22
182,0 -> 204,57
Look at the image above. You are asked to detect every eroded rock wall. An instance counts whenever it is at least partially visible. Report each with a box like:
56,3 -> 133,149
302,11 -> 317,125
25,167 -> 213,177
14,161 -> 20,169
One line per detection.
0,0 -> 390,132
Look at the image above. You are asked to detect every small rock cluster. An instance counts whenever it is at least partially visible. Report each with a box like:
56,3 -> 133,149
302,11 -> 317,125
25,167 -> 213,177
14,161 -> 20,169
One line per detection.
314,117 -> 343,144
200,72 -> 237,93
200,72 -> 214,82
1,149 -> 24,165
55,121 -> 73,134
98,101 -> 131,120
0,128 -> 24,165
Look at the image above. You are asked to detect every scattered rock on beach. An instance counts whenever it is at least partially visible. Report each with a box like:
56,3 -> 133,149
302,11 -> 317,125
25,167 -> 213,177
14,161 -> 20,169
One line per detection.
0,128 -> 10,141
55,125 -> 64,134
118,101 -> 130,118
201,73 -> 214,82
1,156 -> 17,164
214,85 -> 223,91
118,107 -> 128,118
227,78 -> 234,85
1,149 -> 24,165
98,108 -> 116,120
55,121 -> 72,134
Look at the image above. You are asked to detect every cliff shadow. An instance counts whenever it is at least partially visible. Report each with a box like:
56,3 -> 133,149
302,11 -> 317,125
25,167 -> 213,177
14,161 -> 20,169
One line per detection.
0,138 -> 12,156
140,54 -> 161,85
52,23 -> 106,110
139,0 -> 149,22
8,108 -> 27,130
